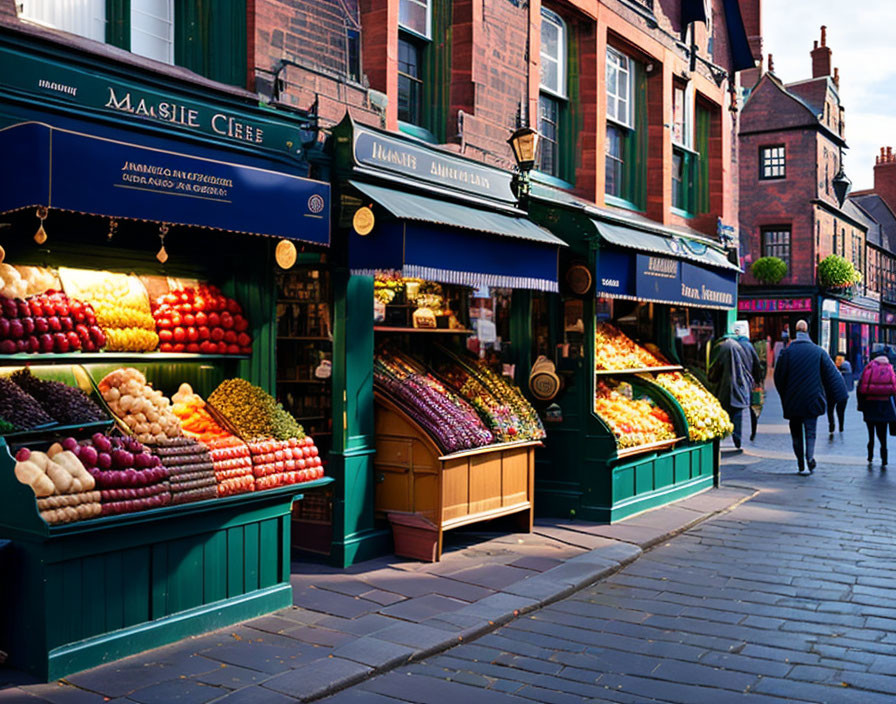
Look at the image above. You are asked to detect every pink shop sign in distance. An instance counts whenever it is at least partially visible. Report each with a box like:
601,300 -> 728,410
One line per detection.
738,298 -> 813,313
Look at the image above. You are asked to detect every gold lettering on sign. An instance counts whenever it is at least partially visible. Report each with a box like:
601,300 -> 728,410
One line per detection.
370,141 -> 418,169
116,161 -> 233,201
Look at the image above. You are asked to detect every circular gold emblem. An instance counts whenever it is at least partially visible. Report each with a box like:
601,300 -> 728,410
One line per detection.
275,239 -> 297,269
353,206 -> 375,236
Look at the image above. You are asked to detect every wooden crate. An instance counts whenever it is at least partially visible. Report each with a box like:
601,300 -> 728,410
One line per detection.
373,393 -> 538,560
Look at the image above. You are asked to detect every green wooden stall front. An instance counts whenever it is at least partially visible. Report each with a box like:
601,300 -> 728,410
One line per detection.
527,199 -> 721,523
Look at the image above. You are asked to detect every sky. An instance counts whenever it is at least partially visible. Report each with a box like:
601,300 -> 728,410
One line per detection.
762,2 -> 896,191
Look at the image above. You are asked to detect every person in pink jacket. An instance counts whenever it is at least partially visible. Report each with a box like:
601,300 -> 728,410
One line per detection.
856,354 -> 896,466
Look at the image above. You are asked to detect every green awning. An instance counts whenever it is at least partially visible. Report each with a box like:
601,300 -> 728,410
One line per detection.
593,219 -> 740,272
350,180 -> 565,246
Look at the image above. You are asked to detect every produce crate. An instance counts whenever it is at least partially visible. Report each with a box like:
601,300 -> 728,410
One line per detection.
373,392 -> 539,560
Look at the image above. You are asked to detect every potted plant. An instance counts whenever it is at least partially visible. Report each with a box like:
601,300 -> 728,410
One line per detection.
818,254 -> 862,290
750,256 -> 788,284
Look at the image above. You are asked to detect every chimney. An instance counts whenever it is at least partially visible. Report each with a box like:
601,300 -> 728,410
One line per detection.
833,67 -> 839,88
874,146 -> 896,213
768,53 -> 774,74
811,25 -> 832,78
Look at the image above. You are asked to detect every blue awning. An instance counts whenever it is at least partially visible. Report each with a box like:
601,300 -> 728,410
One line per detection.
348,181 -> 563,291
0,121 -> 329,244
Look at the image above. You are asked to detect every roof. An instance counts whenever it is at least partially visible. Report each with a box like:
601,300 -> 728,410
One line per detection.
850,193 -> 896,253
843,198 -> 882,247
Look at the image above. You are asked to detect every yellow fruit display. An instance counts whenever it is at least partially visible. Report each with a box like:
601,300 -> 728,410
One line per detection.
594,381 -> 676,449
594,322 -> 665,371
653,371 -> 733,441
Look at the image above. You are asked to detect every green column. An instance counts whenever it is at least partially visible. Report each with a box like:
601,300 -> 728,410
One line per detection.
328,271 -> 390,567
510,290 -> 532,386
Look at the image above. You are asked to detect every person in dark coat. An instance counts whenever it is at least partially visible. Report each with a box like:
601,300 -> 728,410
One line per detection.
708,331 -> 753,450
827,354 -> 853,435
732,321 -> 764,441
856,354 -> 896,466
773,320 -> 848,473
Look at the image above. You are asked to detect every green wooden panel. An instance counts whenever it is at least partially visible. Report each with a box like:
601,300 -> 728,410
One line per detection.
244,522 -> 260,593
654,454 -> 673,488
635,462 -> 654,495
105,0 -> 130,50
150,543 -> 168,620
44,562 -> 66,649
82,554 -> 108,637
258,519 -> 278,588
673,451 -> 691,484
558,30 -> 583,185
61,560 -> 83,648
167,537 -> 204,614
280,515 -> 290,582
422,0 -> 452,142
203,531 -> 227,605
121,546 -> 150,628
696,102 -> 711,215
226,526 -> 245,598
612,466 -> 635,501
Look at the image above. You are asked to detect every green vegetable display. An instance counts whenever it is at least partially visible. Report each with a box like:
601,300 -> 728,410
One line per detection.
208,378 -> 304,441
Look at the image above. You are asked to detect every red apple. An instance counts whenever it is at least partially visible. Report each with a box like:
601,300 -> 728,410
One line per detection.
237,332 -> 252,347
195,311 -> 208,326
158,329 -> 173,343
172,343 -> 186,352
199,340 -> 214,353
38,334 -> 53,353
160,342 -> 174,352
239,346 -> 252,354
216,342 -> 227,354
47,316 -> 61,332
67,331 -> 81,350
207,312 -> 221,328
186,327 -> 199,342
8,319 -> 23,340
197,326 -> 210,340
88,326 -> 104,345
26,336 -> 39,353
226,344 -> 240,355
173,327 -> 186,343
223,330 -> 237,344
20,317 -> 34,335
15,339 -> 27,353
186,343 -> 200,353
53,332 -> 69,352
183,313 -> 196,327
220,313 -> 234,330
233,315 -> 249,332
0,339 -> 16,354
82,339 -> 97,352
210,327 -> 224,342
0,318 -> 9,338
16,301 -> 30,318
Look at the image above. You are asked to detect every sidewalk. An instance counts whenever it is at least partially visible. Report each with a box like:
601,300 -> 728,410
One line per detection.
0,481 -> 756,704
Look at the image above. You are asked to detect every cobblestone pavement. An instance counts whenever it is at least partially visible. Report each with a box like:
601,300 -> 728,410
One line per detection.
316,395 -> 896,703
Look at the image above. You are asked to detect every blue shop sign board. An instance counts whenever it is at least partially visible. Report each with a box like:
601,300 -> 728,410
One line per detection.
595,249 -> 736,310
0,122 -> 330,244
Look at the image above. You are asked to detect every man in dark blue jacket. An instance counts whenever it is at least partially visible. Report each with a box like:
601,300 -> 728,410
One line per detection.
773,320 -> 848,473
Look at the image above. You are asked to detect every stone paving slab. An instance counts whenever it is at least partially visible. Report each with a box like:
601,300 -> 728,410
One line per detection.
1,474 -> 751,703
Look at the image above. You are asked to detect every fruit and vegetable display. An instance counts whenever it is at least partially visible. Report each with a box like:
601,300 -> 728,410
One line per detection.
10,368 -> 108,426
0,377 -> 54,429
247,437 -> 324,490
374,348 -> 493,453
59,268 -> 158,352
171,383 -> 231,442
98,368 -> 183,445
654,371 -> 733,441
75,433 -> 171,515
433,353 -> 545,443
0,291 -> 105,354
594,322 -> 667,371
151,284 -> 251,355
594,380 -> 677,450
14,443 -> 100,524
207,436 -> 254,497
207,378 -> 304,442
151,437 -> 217,505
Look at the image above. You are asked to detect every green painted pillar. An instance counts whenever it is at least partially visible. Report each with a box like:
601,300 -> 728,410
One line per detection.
510,290 -> 533,387
328,271 -> 390,567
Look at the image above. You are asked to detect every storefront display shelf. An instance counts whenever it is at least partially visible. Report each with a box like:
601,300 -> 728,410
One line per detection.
0,352 -> 249,364
373,326 -> 474,334
275,379 -> 330,384
615,436 -> 685,460
277,336 -> 332,341
594,365 -> 683,375
438,439 -> 543,461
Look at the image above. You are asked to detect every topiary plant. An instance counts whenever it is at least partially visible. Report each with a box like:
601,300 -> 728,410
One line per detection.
818,254 -> 862,288
751,256 -> 788,284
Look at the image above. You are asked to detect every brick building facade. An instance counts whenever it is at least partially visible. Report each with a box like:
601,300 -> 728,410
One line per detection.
256,0 -> 756,241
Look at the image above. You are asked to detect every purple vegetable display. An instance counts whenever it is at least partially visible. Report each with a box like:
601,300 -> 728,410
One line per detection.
0,378 -> 54,430
10,368 -> 108,425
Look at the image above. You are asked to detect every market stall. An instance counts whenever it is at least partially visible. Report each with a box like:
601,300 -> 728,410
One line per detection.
0,30 -> 332,679
527,195 -> 740,522
326,116 -> 562,563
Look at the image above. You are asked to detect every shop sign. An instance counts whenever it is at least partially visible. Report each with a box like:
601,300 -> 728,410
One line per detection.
637,254 -> 681,302
595,250 -> 634,297
838,302 -> 879,324
0,122 -> 330,243
737,297 -> 813,313
352,206 -> 375,235
821,298 -> 839,320
0,42 -> 305,155
679,262 -> 737,308
352,125 -> 515,203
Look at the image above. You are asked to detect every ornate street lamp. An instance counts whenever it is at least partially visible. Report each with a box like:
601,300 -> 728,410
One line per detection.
833,146 -> 852,208
507,126 -> 540,209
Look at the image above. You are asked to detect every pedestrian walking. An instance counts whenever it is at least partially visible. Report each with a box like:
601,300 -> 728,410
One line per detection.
773,320 -> 847,473
856,353 -> 896,466
732,321 -> 765,441
827,354 -> 853,434
708,327 -> 754,450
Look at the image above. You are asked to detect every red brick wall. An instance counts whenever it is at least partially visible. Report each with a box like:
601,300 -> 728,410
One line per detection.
874,153 -> 896,214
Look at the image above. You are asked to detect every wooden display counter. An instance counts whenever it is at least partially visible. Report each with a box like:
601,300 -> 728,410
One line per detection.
373,393 -> 539,560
